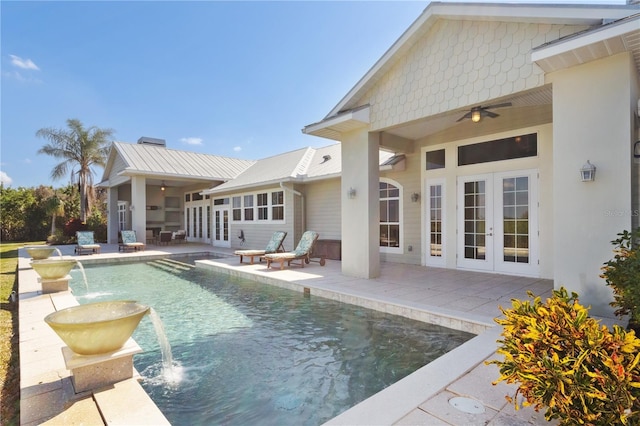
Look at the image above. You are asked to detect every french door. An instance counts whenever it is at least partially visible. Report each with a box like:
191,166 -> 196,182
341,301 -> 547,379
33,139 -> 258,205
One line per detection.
212,205 -> 230,247
457,170 -> 538,276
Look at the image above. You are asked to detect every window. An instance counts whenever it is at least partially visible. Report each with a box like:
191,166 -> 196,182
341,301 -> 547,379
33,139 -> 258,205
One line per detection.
257,193 -> 268,220
185,194 -> 191,202
230,191 -> 285,222
243,195 -> 254,221
272,191 -> 284,220
458,133 -> 537,166
429,184 -> 443,257
380,180 -> 401,251
232,197 -> 241,221
206,206 -> 211,239
214,198 -> 228,206
198,206 -> 203,238
426,149 -> 445,170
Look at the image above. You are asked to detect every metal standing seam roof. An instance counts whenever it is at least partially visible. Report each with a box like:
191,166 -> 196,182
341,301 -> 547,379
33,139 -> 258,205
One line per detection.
106,141 -> 256,181
205,143 -> 399,194
204,146 -> 315,193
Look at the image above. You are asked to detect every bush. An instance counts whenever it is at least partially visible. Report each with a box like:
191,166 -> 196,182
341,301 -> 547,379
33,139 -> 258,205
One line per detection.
488,288 -> 640,425
63,218 -> 86,238
601,229 -> 640,328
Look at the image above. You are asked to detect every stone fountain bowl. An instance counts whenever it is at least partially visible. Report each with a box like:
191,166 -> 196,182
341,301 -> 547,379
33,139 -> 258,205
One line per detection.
44,301 -> 150,355
30,257 -> 77,280
24,245 -> 56,260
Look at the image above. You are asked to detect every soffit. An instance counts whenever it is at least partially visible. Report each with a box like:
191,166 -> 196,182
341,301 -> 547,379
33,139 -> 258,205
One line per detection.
532,13 -> 640,74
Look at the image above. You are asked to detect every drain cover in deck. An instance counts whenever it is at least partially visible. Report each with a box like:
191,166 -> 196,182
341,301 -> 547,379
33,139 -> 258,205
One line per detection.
449,396 -> 485,414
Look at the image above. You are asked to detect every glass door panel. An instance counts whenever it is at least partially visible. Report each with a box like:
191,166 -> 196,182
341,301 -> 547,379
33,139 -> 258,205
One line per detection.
457,174 -> 493,271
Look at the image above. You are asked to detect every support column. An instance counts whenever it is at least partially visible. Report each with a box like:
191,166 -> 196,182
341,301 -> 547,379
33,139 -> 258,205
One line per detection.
341,129 -> 380,278
107,187 -> 119,244
130,176 -> 147,241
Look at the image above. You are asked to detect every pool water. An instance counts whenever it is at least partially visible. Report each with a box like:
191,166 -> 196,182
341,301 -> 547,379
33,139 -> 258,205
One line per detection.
70,258 -> 473,425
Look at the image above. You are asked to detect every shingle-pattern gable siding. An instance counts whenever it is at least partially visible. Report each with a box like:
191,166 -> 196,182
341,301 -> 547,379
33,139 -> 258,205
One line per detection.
114,142 -> 254,180
360,19 -> 588,131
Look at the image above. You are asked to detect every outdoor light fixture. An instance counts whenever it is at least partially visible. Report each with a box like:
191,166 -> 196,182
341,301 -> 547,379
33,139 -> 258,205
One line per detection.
580,160 -> 596,182
471,108 -> 482,123
161,181 -> 166,191
411,192 -> 420,202
348,187 -> 356,199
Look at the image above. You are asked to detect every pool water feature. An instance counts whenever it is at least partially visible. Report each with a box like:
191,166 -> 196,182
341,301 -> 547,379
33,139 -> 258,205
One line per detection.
70,258 -> 473,425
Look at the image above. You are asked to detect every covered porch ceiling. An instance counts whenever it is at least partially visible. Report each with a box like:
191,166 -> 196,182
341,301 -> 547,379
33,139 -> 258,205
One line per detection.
377,85 -> 553,152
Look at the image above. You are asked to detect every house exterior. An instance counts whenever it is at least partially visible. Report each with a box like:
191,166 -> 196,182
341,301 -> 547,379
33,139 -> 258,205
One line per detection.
100,2 -> 640,318
303,2 -> 640,317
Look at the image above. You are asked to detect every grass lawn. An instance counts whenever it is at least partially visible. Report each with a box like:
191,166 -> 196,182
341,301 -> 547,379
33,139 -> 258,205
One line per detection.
1,242 -> 42,426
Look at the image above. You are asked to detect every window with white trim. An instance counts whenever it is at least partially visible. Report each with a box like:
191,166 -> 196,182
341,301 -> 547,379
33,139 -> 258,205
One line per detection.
243,195 -> 254,221
232,196 -> 241,221
230,190 -> 285,222
257,193 -> 268,220
379,179 -> 402,252
272,191 -> 284,220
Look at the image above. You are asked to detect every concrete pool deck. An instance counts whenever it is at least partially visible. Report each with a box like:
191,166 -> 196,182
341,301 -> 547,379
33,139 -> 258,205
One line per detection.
17,242 -> 609,425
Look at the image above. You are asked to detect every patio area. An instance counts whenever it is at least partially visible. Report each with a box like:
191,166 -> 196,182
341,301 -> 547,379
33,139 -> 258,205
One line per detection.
18,241 -> 573,425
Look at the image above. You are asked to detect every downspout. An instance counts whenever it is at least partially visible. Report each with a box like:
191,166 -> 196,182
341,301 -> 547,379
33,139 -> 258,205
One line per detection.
280,182 -> 305,232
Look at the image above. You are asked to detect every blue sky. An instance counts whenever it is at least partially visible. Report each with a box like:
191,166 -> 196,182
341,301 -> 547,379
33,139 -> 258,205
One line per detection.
1,1 -> 428,188
0,0 -> 629,188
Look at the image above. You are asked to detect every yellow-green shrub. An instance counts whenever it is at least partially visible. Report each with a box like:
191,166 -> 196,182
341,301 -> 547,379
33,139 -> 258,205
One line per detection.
488,288 -> 640,425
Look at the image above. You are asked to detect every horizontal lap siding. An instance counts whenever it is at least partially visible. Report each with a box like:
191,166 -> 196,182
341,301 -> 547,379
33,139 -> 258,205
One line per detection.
305,179 -> 341,240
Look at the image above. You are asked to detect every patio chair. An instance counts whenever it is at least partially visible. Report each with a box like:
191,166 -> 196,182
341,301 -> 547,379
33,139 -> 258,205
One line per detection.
119,230 -> 146,252
75,231 -> 101,255
264,231 -> 320,270
159,231 -> 173,246
173,230 -> 187,243
234,231 -> 287,264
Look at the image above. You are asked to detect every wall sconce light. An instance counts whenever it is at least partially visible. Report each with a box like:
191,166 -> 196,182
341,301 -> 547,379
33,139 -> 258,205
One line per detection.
129,205 -> 134,211
471,108 -> 482,123
580,160 -> 596,182
160,181 -> 166,191
347,187 -> 357,199
411,192 -> 420,202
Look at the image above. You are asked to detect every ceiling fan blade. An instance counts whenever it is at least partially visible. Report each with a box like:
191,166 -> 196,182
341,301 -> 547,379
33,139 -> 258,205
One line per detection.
456,112 -> 472,122
484,110 -> 499,118
484,102 -> 512,110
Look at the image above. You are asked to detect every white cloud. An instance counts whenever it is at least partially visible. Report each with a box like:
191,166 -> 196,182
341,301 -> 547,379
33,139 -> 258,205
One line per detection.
10,54 -> 40,71
233,146 -> 242,152
0,171 -> 13,186
180,137 -> 203,146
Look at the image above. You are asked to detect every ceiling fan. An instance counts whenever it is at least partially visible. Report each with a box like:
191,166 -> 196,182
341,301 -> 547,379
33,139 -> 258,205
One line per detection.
456,102 -> 512,123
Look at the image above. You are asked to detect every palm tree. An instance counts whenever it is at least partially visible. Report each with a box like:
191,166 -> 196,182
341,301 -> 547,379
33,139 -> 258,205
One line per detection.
43,191 -> 65,236
37,119 -> 114,222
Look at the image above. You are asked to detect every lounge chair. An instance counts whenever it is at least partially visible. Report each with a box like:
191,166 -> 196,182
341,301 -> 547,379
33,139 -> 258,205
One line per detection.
264,231 -> 320,270
119,230 -> 146,252
234,231 -> 287,264
75,231 -> 101,255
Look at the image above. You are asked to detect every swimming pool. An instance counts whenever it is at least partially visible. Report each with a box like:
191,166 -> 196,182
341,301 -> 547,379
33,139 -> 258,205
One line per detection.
70,258 -> 473,425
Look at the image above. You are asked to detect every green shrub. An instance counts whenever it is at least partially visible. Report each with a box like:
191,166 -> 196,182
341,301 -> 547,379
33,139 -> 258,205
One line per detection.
489,288 -> 640,425
601,229 -> 640,328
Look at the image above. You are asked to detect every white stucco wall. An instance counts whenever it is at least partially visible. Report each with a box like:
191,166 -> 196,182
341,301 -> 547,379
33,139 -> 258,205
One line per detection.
549,53 -> 637,318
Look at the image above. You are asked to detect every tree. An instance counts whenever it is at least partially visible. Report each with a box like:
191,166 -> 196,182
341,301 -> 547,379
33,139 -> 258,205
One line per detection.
36,119 -> 114,222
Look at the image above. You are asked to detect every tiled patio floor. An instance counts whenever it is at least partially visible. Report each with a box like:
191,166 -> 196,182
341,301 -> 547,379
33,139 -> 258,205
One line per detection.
18,242 -> 601,425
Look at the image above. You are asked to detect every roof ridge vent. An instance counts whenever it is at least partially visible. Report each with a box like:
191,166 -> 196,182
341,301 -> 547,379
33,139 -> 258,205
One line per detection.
137,137 -> 166,147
